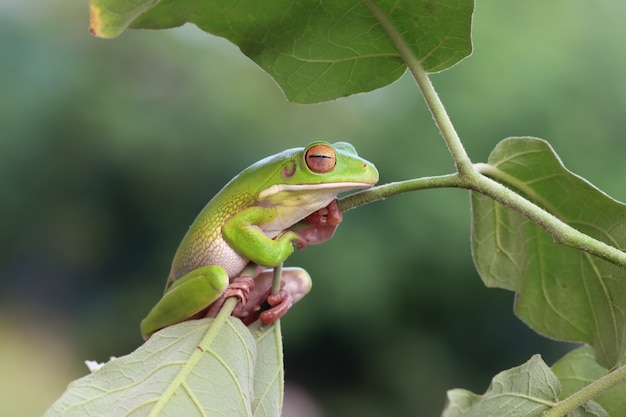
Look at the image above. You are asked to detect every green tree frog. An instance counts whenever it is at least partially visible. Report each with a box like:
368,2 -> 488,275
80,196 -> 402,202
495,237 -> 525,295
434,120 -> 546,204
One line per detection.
140,141 -> 378,339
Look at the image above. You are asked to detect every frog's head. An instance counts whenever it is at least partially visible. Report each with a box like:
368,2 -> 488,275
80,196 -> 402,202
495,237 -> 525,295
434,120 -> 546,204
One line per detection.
255,141 -> 379,208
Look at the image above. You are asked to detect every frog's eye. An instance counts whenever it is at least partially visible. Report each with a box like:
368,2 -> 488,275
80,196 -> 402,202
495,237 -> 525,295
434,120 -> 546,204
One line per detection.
305,144 -> 336,173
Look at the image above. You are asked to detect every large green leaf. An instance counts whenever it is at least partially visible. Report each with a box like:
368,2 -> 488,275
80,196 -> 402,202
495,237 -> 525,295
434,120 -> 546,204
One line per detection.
89,0 -> 474,103
442,354 -> 607,417
44,318 -> 283,417
471,137 -> 626,368
552,345 -> 626,416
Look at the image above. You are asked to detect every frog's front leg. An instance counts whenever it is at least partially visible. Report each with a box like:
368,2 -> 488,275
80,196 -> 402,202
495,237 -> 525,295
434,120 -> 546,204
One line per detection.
235,267 -> 312,325
223,206 -> 304,267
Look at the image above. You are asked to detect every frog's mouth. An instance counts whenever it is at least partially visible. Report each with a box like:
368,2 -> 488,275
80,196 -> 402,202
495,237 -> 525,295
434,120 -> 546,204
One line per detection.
257,181 -> 374,201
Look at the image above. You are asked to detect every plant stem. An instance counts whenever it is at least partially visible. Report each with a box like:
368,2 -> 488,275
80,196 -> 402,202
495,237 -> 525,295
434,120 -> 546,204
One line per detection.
340,167 -> 626,269
338,173 -> 463,212
543,365 -> 626,417
272,263 -> 283,294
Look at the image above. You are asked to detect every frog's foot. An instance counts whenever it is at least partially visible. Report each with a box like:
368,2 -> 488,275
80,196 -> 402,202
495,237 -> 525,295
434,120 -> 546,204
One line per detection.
259,286 -> 294,325
226,276 -> 254,302
294,199 -> 343,249
205,276 -> 255,319
236,267 -> 312,325
227,276 -> 256,316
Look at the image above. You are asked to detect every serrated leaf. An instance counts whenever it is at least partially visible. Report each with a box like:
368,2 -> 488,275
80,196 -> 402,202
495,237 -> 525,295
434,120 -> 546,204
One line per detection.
44,317 -> 283,417
552,345 -> 626,416
442,355 -> 558,417
89,0 -> 474,103
471,137 -> 626,368
442,355 -> 609,417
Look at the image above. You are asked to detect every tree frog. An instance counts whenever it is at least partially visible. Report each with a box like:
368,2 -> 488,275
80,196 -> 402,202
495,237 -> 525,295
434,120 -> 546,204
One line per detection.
140,141 -> 379,339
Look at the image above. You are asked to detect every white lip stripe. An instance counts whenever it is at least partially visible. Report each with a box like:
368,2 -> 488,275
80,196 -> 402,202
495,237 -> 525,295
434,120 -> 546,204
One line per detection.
258,182 -> 373,200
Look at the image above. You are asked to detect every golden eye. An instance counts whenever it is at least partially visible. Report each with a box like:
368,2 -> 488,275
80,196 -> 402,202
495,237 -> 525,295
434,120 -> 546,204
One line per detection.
305,144 -> 336,173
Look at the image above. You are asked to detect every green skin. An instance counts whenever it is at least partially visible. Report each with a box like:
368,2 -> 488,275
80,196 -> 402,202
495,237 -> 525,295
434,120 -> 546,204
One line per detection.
140,142 -> 379,339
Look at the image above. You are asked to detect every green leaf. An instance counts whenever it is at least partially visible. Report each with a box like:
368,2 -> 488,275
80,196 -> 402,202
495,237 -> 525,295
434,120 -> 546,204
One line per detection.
249,321 -> 284,417
552,345 -> 626,416
44,318 -> 283,417
471,137 -> 626,368
442,355 -> 609,417
89,0 -> 474,103
442,355 -> 558,417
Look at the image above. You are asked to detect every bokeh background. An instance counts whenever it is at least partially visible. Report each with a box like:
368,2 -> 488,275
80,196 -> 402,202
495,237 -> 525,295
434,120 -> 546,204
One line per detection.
2,1 -> 626,416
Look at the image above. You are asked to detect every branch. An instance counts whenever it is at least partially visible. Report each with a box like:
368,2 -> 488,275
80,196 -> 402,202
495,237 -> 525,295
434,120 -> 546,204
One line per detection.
543,365 -> 626,417
338,173 -> 463,212
360,0 -> 626,271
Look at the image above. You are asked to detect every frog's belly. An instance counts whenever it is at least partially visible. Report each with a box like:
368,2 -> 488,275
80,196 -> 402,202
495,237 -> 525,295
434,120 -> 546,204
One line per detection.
169,234 -> 249,282
208,235 -> 250,278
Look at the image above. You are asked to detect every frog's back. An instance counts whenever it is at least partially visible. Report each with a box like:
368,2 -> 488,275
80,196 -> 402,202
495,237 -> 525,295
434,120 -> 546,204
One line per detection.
165,154 -> 289,284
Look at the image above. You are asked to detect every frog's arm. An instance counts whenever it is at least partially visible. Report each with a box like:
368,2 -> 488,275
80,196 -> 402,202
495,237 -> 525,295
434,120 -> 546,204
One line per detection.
222,205 -> 303,266
140,265 -> 229,339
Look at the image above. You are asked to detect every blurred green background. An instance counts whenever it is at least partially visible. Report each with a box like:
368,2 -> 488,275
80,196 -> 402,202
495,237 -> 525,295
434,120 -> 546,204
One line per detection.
2,1 -> 626,416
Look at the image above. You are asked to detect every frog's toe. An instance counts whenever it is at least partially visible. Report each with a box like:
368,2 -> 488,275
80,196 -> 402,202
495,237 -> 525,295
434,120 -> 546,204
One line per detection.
259,289 -> 293,324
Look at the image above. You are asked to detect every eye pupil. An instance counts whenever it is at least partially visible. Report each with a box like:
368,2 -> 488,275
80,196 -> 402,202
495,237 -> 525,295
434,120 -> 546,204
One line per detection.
305,144 -> 337,173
